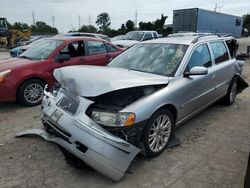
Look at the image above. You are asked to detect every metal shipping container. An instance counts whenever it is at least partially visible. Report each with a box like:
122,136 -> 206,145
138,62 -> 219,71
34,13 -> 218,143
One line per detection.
173,8 -> 243,37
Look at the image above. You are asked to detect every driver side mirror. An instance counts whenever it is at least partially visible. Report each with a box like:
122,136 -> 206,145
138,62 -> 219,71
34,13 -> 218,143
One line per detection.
184,66 -> 208,77
55,54 -> 71,63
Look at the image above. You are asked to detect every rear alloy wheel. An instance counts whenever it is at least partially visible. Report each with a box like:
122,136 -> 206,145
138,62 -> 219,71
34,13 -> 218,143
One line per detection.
223,78 -> 238,106
141,109 -> 174,158
17,79 -> 45,106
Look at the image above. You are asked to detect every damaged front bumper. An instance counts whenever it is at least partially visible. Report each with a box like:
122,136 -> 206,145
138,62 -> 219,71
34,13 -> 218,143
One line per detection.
16,89 -> 140,182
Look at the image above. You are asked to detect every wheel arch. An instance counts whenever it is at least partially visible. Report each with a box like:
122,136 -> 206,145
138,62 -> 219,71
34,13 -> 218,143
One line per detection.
154,104 -> 178,124
16,77 -> 47,99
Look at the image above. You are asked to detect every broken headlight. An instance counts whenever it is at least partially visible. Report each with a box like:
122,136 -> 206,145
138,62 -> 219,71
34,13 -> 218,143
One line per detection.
91,111 -> 135,127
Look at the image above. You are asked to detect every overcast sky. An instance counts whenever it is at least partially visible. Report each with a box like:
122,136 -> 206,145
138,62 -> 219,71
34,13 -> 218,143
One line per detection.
1,0 -> 250,33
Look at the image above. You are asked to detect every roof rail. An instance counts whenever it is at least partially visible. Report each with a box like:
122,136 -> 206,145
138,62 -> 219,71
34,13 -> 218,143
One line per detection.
191,34 -> 225,43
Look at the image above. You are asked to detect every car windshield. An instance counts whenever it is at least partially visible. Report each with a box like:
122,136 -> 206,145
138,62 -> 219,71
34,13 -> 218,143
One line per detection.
123,32 -> 144,41
108,43 -> 188,76
19,39 -> 63,60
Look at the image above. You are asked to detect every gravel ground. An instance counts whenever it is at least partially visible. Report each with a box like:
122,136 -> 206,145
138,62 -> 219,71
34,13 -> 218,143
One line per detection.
0,39 -> 250,188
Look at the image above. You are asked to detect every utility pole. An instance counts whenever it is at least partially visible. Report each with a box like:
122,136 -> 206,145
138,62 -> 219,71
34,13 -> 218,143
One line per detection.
32,11 -> 35,25
88,15 -> 91,26
52,15 -> 55,28
135,10 -> 138,29
78,15 -> 81,30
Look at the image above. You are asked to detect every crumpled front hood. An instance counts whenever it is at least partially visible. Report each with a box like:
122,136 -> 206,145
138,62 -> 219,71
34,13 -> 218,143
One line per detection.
112,40 -> 139,47
54,65 -> 169,97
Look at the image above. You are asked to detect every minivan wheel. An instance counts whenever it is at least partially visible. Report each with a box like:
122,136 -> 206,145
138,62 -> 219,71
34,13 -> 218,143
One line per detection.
223,78 -> 238,106
17,79 -> 45,106
141,109 -> 174,158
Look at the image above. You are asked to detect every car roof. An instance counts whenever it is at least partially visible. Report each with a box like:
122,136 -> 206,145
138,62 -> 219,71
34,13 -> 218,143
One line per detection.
141,35 -> 235,45
52,36 -> 107,42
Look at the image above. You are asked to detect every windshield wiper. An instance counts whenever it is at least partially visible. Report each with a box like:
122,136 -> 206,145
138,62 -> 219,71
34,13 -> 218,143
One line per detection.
19,55 -> 32,60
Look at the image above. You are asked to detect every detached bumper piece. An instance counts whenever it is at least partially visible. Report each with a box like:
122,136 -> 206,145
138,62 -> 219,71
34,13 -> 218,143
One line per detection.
16,117 -> 140,182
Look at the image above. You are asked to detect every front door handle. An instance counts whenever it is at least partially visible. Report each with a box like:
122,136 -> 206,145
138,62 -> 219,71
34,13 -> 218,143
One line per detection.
211,75 -> 216,79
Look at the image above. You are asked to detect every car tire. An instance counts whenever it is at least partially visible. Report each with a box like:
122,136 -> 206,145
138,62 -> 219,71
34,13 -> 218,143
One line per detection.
141,109 -> 174,158
17,79 -> 45,107
222,77 -> 238,106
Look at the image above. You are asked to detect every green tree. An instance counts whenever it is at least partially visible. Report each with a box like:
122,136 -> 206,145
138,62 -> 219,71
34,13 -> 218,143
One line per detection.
139,14 -> 168,36
12,22 -> 29,30
96,12 -> 111,32
243,14 -> 250,35
125,20 -> 135,32
31,21 -> 58,34
154,14 -> 168,34
118,24 -> 127,34
78,25 -> 97,33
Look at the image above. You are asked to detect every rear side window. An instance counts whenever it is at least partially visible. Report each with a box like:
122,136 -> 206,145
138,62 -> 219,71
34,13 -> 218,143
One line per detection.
210,42 -> 229,64
106,43 -> 117,52
86,41 -> 107,55
187,44 -> 212,70
153,32 -> 158,39
143,32 -> 153,41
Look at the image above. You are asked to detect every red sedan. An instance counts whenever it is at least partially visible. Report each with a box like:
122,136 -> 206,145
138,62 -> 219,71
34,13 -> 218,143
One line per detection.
0,37 -> 123,106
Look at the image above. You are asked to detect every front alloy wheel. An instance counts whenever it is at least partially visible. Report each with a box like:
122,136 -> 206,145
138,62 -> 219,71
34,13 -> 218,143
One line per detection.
142,109 -> 174,158
17,79 -> 45,106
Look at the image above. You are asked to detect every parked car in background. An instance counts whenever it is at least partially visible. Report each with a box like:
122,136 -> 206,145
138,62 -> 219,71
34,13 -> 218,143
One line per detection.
10,37 -> 50,57
0,37 -> 123,106
110,35 -> 125,42
112,31 -> 159,48
16,35 -> 45,46
55,32 -> 110,42
16,35 -> 248,181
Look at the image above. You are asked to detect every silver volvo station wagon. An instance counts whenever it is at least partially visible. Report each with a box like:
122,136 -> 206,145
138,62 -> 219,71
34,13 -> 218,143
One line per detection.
17,35 -> 248,181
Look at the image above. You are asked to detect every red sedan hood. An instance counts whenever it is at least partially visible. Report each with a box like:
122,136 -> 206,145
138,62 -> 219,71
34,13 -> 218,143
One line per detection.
0,58 -> 39,71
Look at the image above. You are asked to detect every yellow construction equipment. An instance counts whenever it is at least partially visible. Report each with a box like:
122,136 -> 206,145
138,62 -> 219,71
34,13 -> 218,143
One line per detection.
0,17 -> 31,48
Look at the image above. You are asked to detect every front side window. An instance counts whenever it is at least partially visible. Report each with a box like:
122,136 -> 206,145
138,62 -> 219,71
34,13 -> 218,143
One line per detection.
187,44 -> 212,70
108,43 -> 188,76
59,41 -> 85,57
210,41 -> 229,64
20,39 -> 63,60
86,41 -> 107,55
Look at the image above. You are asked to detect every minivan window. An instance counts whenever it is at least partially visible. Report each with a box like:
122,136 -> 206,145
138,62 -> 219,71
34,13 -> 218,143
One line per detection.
210,41 -> 229,64
187,44 -> 212,70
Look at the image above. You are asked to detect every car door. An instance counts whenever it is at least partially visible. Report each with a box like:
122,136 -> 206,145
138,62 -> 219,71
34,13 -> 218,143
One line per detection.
178,43 -> 217,120
209,41 -> 235,98
85,40 -> 110,66
52,41 -> 85,69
